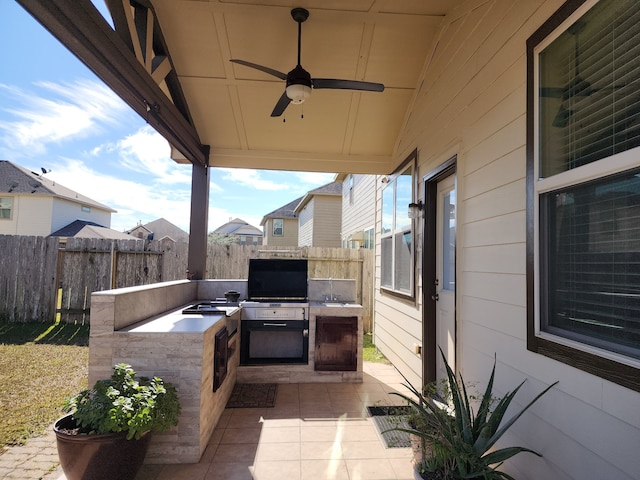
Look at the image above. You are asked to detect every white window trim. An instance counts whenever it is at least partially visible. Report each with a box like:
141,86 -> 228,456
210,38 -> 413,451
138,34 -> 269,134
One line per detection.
380,151 -> 418,299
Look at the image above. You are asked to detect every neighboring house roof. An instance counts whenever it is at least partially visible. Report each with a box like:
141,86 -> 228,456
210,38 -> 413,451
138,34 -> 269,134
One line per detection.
126,217 -> 189,243
0,160 -> 116,212
260,197 -> 302,226
295,181 -> 342,212
50,220 -> 138,240
213,218 -> 263,236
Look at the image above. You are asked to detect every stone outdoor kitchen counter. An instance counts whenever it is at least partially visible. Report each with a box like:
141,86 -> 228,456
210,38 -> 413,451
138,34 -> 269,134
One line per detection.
122,305 -> 239,333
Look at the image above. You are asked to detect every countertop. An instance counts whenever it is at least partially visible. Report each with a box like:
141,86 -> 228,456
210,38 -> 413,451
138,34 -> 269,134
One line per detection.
122,304 -> 239,333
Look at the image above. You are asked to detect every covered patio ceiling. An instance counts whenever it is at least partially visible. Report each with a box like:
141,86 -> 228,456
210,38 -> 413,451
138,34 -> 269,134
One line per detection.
147,0 -> 461,174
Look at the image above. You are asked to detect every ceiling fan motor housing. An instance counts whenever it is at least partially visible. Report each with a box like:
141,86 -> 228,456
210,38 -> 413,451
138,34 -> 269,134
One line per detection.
286,65 -> 312,103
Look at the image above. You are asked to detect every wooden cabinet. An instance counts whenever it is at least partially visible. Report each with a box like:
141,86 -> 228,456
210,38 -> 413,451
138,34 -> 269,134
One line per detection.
315,316 -> 357,371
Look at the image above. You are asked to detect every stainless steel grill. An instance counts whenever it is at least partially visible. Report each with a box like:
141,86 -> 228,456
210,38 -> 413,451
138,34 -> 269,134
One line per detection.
240,259 -> 310,365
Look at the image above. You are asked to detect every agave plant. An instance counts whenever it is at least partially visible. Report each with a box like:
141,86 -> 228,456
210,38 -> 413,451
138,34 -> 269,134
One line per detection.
388,349 -> 557,480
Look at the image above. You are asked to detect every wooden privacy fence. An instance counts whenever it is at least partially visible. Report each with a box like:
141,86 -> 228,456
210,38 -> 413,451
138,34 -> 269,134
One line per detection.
0,235 -> 188,324
55,237 -> 188,323
0,236 -> 374,331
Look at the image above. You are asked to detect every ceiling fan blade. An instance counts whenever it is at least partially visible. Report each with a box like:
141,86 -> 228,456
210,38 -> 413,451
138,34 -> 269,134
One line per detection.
230,59 -> 287,81
271,91 -> 291,117
311,78 -> 384,92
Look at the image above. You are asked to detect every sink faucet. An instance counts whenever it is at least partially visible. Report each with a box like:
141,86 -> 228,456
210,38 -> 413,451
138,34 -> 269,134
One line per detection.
329,278 -> 338,302
322,278 -> 338,302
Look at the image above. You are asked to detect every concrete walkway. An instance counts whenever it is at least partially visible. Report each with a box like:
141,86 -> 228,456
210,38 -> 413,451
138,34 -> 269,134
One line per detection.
0,427 -> 62,480
0,361 -> 415,480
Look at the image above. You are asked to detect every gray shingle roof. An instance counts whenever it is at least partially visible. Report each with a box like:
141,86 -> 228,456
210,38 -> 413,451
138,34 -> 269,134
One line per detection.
307,181 -> 342,196
260,197 -> 302,225
49,220 -> 105,237
0,160 -> 115,211
126,217 -> 189,243
295,181 -> 342,212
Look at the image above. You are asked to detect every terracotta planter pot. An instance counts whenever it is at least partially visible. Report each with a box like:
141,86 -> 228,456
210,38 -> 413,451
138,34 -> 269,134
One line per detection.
54,415 -> 152,480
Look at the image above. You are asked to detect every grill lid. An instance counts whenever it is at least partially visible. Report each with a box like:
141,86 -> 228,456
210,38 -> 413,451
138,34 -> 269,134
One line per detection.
247,258 -> 308,301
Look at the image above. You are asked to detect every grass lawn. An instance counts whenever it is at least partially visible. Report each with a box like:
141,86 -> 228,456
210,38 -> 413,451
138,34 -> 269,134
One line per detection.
0,322 -> 89,449
363,332 -> 390,364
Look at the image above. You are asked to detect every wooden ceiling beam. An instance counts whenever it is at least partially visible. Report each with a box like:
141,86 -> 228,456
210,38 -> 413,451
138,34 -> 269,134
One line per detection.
16,0 -> 209,167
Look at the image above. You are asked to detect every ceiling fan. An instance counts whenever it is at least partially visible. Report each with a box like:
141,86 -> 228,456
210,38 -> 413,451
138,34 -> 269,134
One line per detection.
230,7 -> 385,117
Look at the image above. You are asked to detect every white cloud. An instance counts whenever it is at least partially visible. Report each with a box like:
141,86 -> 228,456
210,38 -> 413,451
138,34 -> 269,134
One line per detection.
293,171 -> 336,185
46,157 -> 193,232
0,79 -> 129,155
216,168 -> 288,191
113,125 -> 192,184
215,168 -> 335,194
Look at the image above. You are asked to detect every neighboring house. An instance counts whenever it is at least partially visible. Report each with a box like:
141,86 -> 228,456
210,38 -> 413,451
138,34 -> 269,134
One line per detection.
50,220 -> 138,240
127,218 -> 189,243
260,197 -> 301,247
295,182 -> 342,248
0,160 -> 115,237
337,173 -> 376,249
212,218 -> 263,245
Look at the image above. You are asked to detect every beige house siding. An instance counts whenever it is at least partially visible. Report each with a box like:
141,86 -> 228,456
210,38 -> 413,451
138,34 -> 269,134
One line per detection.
297,200 -> 314,246
297,195 -> 341,248
0,194 -> 112,236
374,1 -> 640,480
0,195 -> 53,236
341,174 -> 376,247
311,196 -> 341,247
262,217 -> 298,247
51,197 -> 112,232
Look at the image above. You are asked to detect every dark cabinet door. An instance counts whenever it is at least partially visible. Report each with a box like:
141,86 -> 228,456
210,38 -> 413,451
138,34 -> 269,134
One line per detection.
213,327 -> 228,391
315,316 -> 357,371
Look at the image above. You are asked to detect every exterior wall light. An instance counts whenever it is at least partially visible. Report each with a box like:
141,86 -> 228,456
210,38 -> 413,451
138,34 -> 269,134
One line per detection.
408,201 -> 424,218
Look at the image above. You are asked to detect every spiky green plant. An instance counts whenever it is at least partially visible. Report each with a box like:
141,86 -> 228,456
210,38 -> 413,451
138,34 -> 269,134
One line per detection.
388,349 -> 557,479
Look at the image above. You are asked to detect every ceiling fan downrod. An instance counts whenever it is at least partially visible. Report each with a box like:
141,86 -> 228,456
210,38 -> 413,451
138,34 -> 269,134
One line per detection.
291,7 -> 309,67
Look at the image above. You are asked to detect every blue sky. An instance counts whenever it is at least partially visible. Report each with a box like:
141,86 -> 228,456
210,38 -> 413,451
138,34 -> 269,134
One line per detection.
0,1 -> 335,233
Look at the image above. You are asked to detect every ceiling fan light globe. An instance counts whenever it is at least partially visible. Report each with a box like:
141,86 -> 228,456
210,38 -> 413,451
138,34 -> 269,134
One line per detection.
286,84 -> 311,104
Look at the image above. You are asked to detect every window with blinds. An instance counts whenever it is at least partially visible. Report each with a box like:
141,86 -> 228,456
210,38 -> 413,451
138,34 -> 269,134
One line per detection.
541,169 -> 640,359
533,0 -> 640,364
539,0 -> 640,177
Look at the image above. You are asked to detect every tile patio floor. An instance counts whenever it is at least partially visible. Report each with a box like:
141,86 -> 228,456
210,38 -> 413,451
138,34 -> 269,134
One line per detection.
50,361 -> 415,480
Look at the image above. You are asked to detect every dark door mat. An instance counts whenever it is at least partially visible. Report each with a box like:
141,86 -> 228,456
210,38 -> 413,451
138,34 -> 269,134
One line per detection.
367,405 -> 412,448
226,383 -> 278,408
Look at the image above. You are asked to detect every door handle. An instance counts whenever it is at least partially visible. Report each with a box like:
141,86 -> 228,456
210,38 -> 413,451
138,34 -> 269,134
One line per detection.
431,293 -> 439,301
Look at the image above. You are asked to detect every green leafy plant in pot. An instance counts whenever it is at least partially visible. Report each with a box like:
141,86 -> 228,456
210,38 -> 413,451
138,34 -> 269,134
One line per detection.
54,363 -> 181,480
389,349 -> 557,480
